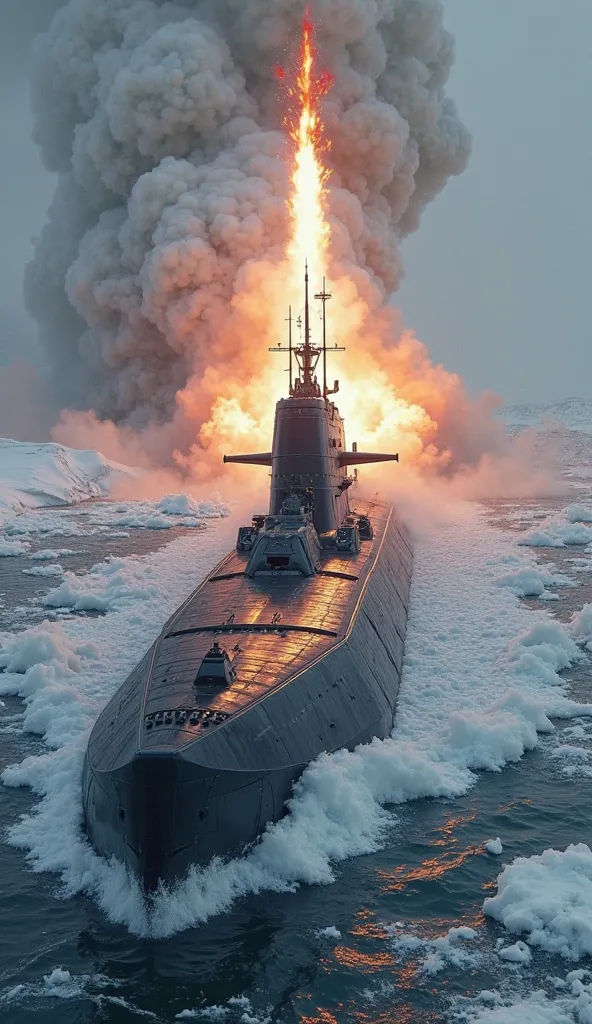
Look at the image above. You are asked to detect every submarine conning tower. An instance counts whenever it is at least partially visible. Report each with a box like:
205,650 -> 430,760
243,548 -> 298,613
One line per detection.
270,394 -> 349,536
224,263 -> 400,575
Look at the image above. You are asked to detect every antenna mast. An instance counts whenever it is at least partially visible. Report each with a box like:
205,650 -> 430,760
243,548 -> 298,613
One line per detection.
301,260 -> 314,391
287,306 -> 293,392
270,263 -> 344,399
314,277 -> 343,397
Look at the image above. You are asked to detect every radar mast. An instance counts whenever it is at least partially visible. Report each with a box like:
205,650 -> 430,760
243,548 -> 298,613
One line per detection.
270,262 -> 344,399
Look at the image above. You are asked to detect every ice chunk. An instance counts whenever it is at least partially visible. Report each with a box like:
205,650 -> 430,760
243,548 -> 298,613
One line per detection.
23,564 -> 64,577
566,504 -> 592,523
519,504 -> 592,548
157,494 -> 225,518
570,603 -> 592,649
484,843 -> 592,960
0,537 -> 29,556
497,940 -> 531,963
495,565 -> 573,598
41,557 -> 158,614
30,549 -> 76,561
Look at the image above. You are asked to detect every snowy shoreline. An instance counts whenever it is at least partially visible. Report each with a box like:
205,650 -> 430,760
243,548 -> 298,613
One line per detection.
0,438 -> 138,529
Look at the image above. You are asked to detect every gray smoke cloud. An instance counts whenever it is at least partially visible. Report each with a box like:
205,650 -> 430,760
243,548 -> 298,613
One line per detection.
26,0 -> 473,467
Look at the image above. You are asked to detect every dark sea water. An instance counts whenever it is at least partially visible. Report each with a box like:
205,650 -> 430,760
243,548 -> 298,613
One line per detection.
1,739 -> 591,1024
0,432 -> 591,1024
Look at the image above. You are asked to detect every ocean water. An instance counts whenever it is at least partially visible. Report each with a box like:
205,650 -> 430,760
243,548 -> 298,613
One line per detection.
0,430 -> 591,1023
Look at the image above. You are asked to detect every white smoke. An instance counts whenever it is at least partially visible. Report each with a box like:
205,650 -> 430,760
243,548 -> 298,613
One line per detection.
27,0 -> 473,471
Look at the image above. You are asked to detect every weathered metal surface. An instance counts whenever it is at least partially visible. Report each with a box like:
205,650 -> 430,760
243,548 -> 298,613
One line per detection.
82,497 -> 412,888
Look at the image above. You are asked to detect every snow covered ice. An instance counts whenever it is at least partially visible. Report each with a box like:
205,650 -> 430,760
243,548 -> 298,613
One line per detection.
518,504 -> 592,549
497,941 -> 531,964
0,538 -> 30,557
494,562 -> 574,599
484,844 -> 592,960
571,604 -> 592,650
0,438 -> 137,529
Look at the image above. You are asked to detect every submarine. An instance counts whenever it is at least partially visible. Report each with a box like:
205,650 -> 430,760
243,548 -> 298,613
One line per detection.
82,266 -> 413,892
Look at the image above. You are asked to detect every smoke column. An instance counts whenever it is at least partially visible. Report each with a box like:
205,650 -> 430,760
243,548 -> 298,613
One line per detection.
26,0 -> 508,479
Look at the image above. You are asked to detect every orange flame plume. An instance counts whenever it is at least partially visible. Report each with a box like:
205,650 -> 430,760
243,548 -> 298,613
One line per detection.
190,10 -> 456,480
283,9 -> 333,289
280,11 -> 436,465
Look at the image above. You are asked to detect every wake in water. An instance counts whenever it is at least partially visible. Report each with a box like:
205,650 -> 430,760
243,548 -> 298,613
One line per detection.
2,485 -> 592,938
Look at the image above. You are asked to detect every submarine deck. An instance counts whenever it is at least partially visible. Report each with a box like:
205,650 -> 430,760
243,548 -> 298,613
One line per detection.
88,498 -> 412,769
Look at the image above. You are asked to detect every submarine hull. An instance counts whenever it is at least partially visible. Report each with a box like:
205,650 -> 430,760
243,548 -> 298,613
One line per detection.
82,499 -> 412,890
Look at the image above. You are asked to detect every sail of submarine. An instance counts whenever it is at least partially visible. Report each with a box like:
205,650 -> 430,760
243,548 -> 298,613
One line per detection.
82,264 -> 413,892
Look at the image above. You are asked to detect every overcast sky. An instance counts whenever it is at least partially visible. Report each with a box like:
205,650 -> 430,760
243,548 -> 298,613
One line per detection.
0,0 -> 590,413
399,0 -> 592,404
0,1 -> 62,365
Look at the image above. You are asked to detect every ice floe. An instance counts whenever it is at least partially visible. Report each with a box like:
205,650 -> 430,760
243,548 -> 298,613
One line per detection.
570,604 -> 592,650
484,843 -> 592,960
495,564 -> 574,599
0,538 -> 30,556
519,504 -> 592,548
29,548 -> 77,561
41,555 -> 161,614
22,564 -> 64,578
2,493 -> 229,542
497,940 -> 531,964
84,495 -> 228,532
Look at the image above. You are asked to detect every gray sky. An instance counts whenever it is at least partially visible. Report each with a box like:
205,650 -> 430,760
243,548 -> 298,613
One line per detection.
0,0 -> 590,410
0,1 -> 62,366
398,0 -> 592,404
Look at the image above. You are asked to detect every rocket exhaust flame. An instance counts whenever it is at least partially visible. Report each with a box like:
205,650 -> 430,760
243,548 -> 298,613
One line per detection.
33,0 -> 520,486
281,12 -> 433,462
283,10 -> 332,291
